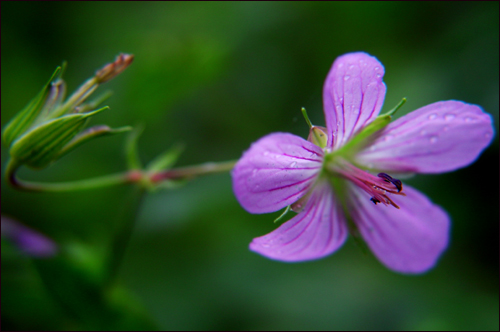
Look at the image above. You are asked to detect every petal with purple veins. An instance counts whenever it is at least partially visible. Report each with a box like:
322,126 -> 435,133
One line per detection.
347,183 -> 450,274
250,181 -> 348,262
232,133 -> 324,214
355,101 -> 494,174
323,52 -> 386,150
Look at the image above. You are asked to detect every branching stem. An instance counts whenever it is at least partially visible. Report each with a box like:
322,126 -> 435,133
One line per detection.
5,158 -> 237,193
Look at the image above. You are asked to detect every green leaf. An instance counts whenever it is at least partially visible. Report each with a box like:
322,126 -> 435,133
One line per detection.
2,67 -> 61,147
56,125 -> 132,160
125,126 -> 144,170
146,143 -> 184,172
9,107 -> 108,169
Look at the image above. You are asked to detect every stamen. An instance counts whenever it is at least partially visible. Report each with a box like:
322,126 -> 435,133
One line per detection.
377,173 -> 402,192
326,158 -> 405,209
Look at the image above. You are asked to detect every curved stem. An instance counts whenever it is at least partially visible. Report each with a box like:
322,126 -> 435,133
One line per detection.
5,158 -> 236,193
5,158 -> 136,192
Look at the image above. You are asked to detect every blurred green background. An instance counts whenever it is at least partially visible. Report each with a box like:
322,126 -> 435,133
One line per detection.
2,2 -> 498,330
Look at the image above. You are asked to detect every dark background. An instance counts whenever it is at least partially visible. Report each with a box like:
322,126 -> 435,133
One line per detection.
2,2 -> 498,330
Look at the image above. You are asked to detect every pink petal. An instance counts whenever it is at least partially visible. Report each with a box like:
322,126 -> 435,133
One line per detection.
323,52 -> 386,150
232,133 -> 323,214
347,183 -> 450,274
355,101 -> 494,173
250,182 -> 348,262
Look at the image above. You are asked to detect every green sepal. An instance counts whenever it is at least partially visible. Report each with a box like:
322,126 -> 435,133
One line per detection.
335,98 -> 406,156
146,143 -> 185,172
9,106 -> 108,169
310,127 -> 328,149
2,67 -> 61,147
74,90 -> 113,114
125,125 -> 144,170
56,125 -> 132,160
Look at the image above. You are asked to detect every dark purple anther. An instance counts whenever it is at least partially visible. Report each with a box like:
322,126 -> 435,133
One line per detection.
378,173 -> 402,192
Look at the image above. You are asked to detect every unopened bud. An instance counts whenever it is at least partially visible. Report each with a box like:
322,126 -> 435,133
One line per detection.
307,126 -> 328,149
95,53 -> 134,84
9,107 -> 108,169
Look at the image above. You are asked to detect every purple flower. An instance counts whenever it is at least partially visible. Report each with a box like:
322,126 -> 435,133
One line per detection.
1,215 -> 58,258
232,52 -> 494,273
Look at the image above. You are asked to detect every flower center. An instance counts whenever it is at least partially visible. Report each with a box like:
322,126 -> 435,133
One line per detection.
325,157 -> 405,209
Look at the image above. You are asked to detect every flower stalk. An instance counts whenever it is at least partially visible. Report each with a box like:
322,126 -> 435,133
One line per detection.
4,157 -> 237,193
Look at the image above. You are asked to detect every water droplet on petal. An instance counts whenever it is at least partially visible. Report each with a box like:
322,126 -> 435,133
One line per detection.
375,66 -> 380,71
289,161 -> 297,168
429,136 -> 438,144
263,151 -> 269,156
349,65 -> 355,69
339,97 -> 344,103
376,74 -> 381,78
445,114 -> 455,121
428,113 -> 437,120
344,75 -> 350,81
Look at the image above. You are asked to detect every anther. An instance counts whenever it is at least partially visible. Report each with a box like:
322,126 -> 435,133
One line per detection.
377,172 -> 402,192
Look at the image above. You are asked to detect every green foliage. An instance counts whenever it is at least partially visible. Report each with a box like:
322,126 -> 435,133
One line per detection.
146,143 -> 184,172
2,67 -> 61,147
57,125 -> 132,161
9,107 -> 107,169
1,2 -> 498,331
125,126 -> 144,170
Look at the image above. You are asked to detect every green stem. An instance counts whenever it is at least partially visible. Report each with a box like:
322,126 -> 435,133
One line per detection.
5,158 -> 135,192
5,158 -> 236,192
301,107 -> 313,128
52,77 -> 99,118
150,160 -> 237,183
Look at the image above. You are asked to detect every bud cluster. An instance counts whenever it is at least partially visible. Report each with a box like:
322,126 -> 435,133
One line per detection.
2,54 -> 133,170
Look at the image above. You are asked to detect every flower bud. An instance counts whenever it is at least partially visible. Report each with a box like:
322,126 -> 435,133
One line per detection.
9,107 -> 108,169
2,67 -> 61,147
307,126 -> 328,149
95,53 -> 134,84
2,55 -> 133,170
